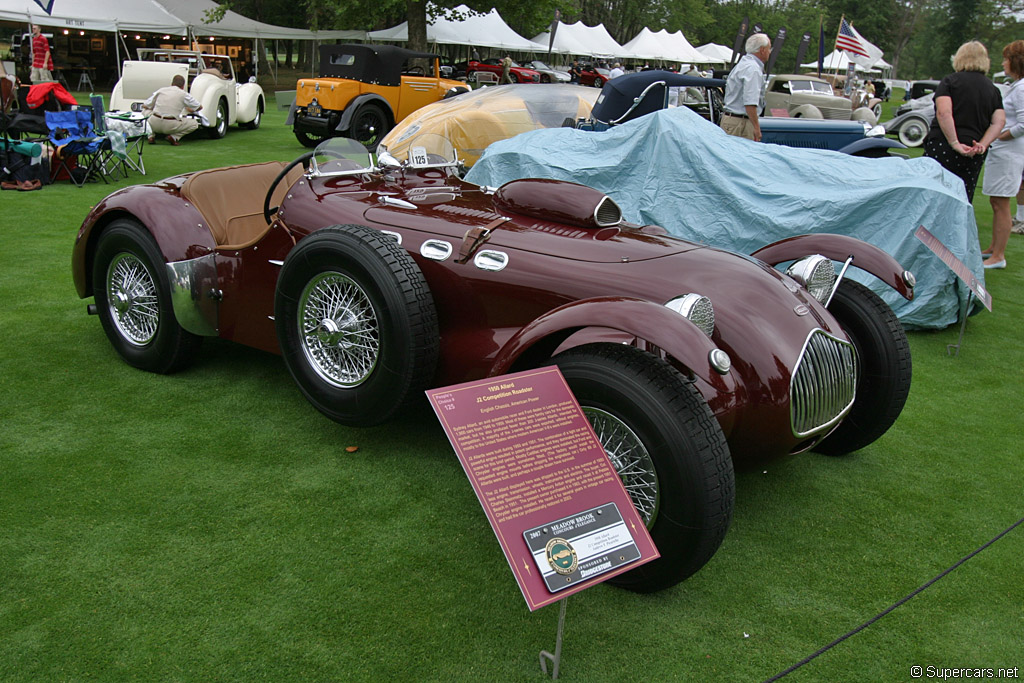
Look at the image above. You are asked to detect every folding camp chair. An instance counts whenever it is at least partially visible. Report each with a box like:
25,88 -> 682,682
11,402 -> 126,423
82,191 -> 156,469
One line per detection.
87,94 -> 134,179
100,96 -> 148,177
44,109 -> 108,186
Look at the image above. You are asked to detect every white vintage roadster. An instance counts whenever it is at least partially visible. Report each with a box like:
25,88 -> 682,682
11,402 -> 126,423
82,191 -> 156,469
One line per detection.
110,49 -> 265,138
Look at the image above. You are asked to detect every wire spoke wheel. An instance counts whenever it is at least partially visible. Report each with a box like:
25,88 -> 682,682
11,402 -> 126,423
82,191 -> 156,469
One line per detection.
106,252 -> 159,346
298,272 -> 380,387
584,407 -> 659,527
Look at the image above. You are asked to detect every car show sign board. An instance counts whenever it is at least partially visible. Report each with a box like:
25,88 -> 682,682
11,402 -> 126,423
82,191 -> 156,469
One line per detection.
915,225 -> 993,311
427,367 -> 658,611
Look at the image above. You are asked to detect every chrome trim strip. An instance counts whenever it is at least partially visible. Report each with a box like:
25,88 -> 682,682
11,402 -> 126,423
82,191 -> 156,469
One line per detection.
825,256 -> 854,308
166,254 -> 219,336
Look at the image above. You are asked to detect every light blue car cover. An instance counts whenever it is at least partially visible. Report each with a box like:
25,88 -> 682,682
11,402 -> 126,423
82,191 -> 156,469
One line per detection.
465,105 -> 984,329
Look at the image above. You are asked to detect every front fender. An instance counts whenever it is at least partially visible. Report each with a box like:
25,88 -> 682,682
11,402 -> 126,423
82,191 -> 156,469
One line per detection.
235,82 -> 263,122
751,234 -> 915,300
337,93 -> 394,132
488,297 -> 736,395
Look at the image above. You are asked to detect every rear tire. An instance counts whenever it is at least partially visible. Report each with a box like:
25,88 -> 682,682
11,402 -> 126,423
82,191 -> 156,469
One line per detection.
208,99 -> 228,139
242,99 -> 263,129
815,280 -> 911,455
897,116 -> 928,147
92,219 -> 202,374
295,130 -> 328,148
552,343 -> 734,592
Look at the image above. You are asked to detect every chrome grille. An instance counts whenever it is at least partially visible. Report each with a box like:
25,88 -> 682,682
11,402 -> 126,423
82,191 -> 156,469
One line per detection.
790,329 -> 857,437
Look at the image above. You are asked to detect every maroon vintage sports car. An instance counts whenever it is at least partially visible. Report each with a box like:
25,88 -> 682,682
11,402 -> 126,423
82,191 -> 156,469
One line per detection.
72,138 -> 914,593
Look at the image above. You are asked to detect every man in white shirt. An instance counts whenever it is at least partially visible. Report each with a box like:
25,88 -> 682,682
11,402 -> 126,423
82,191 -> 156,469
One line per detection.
142,74 -> 202,146
609,63 -> 625,79
720,33 -> 771,141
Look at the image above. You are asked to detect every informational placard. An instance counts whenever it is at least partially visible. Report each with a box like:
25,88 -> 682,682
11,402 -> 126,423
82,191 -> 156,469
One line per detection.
427,367 -> 658,611
915,225 -> 993,311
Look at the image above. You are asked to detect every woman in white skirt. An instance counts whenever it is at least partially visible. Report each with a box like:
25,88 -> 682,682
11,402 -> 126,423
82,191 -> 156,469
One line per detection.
982,40 -> 1024,269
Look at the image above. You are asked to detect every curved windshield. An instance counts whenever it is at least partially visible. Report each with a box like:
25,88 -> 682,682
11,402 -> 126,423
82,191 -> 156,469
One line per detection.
309,137 -> 375,177
379,132 -> 460,170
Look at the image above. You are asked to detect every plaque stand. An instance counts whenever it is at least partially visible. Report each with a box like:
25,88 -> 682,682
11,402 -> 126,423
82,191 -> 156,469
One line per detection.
946,291 -> 974,357
539,598 -> 568,679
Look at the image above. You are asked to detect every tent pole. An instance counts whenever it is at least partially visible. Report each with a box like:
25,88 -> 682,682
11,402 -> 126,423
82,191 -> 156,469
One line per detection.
114,20 -> 121,79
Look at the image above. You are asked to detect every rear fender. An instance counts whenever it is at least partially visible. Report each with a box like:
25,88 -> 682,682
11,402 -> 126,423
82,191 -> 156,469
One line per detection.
751,234 -> 915,300
489,297 -> 736,394
73,186 -> 215,299
838,137 -> 906,156
235,82 -> 263,122
337,93 -> 394,132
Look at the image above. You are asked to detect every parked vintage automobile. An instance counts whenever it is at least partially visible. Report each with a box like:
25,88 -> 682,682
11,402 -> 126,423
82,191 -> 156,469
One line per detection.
287,44 -> 469,149
903,80 -> 939,101
883,93 -> 934,147
73,137 -> 913,593
765,73 -> 877,124
110,49 -> 264,138
570,72 -> 905,157
526,60 -> 572,83
467,58 -> 541,83
579,64 -> 611,88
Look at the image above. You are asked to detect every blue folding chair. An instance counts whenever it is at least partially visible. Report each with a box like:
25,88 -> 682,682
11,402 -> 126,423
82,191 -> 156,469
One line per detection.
44,109 -> 109,186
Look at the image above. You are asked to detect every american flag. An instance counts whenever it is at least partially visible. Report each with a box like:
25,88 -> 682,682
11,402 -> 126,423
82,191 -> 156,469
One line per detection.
835,18 -> 883,68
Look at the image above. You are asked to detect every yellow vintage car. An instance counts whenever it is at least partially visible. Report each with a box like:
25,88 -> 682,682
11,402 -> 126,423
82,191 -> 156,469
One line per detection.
379,83 -> 599,166
286,44 -> 468,149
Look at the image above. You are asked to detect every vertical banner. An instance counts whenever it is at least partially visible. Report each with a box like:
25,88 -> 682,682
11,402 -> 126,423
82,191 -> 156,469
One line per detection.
548,9 -> 560,55
794,32 -> 811,72
817,17 -> 825,77
765,27 -> 787,76
730,16 -> 749,67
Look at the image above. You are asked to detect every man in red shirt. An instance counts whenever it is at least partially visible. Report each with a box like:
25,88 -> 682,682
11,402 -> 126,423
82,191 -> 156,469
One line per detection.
30,25 -> 53,84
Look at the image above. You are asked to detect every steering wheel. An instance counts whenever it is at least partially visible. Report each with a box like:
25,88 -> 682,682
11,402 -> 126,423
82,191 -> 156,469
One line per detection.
264,151 -> 315,225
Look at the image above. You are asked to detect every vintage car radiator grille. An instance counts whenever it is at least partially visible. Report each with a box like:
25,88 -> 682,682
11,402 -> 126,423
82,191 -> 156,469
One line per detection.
790,329 -> 857,437
820,107 -> 851,120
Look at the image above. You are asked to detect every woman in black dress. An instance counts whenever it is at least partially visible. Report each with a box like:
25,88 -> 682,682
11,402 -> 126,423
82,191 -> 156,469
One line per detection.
923,41 -> 1005,203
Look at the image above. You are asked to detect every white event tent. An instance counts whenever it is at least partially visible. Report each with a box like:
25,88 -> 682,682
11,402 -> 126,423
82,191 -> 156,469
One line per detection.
0,0 -> 364,40
368,5 -> 545,51
533,20 -> 627,59
801,49 -> 881,73
697,42 -> 734,63
621,28 -> 712,64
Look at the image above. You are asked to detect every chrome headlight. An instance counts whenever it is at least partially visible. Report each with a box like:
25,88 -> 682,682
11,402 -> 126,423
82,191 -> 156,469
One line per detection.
786,255 -> 836,304
665,293 -> 714,337
866,124 -> 886,137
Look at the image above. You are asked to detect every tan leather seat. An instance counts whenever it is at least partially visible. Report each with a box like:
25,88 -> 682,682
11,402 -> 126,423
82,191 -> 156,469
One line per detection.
181,161 -> 304,250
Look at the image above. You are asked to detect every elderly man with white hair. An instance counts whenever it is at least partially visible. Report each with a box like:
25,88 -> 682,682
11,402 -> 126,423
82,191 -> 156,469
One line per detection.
720,33 -> 771,141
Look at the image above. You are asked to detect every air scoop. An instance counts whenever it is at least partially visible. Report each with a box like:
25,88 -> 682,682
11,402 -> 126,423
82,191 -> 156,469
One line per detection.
492,178 -> 623,229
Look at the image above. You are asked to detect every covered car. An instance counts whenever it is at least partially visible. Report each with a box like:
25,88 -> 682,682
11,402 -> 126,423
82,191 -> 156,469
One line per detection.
466,106 -> 983,329
110,49 -> 264,138
379,84 -> 599,165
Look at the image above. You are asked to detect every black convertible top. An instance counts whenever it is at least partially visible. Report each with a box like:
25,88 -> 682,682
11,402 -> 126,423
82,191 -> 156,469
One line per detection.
591,70 -> 726,124
318,44 -> 440,87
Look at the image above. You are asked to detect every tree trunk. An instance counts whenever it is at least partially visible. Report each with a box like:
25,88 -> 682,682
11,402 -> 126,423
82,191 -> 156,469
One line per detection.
407,0 -> 428,53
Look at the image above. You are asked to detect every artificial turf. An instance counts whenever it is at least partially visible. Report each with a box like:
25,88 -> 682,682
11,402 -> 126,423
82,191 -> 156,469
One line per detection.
0,93 -> 1021,681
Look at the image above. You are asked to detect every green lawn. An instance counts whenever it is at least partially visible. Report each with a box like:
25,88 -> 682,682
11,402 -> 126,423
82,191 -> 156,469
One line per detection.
1,96 -> 1021,682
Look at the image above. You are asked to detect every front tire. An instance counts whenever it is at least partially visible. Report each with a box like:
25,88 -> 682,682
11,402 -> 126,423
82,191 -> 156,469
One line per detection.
92,219 -> 202,374
815,280 -> 912,455
552,344 -> 734,593
275,225 -> 439,426
242,98 -> 263,129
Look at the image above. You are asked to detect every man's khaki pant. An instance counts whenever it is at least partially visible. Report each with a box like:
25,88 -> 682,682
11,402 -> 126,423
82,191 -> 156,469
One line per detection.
149,116 -> 200,140
720,115 -> 756,140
